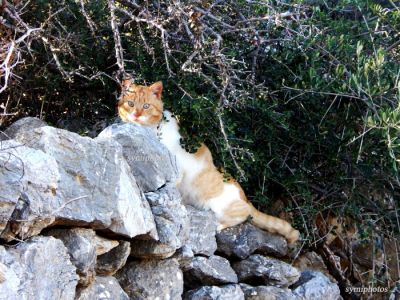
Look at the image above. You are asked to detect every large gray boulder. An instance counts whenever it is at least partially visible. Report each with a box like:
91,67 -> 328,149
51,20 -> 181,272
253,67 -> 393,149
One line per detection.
184,284 -> 245,300
186,205 -> 218,256
130,184 -> 189,259
116,258 -> 183,300
216,223 -> 287,259
291,270 -> 342,300
76,276 -> 129,300
97,123 -> 178,192
99,124 -> 189,259
0,140 -> 58,236
45,228 -> 98,286
2,126 -> 157,241
240,283 -> 296,300
232,254 -> 300,288
182,255 -> 238,288
0,236 -> 78,299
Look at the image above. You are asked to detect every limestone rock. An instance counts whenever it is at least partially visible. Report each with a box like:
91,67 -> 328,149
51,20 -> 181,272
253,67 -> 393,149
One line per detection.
0,117 -> 46,141
45,228 -> 97,286
232,254 -> 300,287
96,241 -> 130,276
186,205 -> 218,256
76,276 -> 129,300
291,270 -> 342,300
0,140 -> 59,237
240,283 -> 296,300
184,284 -> 244,300
182,255 -> 238,288
97,123 -> 178,192
216,223 -> 287,259
129,237 -> 177,259
3,126 -> 157,241
0,236 -> 78,299
130,184 -> 189,259
116,258 -> 183,300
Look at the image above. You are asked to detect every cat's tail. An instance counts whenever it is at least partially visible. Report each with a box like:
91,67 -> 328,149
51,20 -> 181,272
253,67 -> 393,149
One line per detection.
249,205 -> 300,245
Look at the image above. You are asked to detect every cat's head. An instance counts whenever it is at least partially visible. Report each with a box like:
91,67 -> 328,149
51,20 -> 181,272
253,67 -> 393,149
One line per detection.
118,80 -> 163,126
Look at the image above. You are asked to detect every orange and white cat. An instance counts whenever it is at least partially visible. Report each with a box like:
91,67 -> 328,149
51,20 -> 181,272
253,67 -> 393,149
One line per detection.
118,80 -> 300,244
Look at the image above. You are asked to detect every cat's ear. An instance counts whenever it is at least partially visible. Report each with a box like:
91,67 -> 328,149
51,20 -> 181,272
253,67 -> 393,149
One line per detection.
150,81 -> 163,99
121,78 -> 134,91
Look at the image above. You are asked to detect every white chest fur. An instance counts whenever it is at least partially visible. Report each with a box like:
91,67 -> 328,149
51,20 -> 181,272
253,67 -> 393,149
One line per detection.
157,111 -> 206,204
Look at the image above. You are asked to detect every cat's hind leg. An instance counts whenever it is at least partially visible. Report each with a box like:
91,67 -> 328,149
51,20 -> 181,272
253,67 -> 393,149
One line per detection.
216,198 -> 252,231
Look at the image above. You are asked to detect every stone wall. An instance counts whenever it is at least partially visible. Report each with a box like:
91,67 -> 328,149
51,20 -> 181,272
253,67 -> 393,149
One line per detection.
0,118 -> 342,299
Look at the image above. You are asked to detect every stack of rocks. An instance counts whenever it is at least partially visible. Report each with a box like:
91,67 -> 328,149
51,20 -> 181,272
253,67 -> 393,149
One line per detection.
0,117 -> 341,299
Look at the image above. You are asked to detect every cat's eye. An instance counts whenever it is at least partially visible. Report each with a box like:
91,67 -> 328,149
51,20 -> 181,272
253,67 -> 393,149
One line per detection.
128,101 -> 134,107
143,103 -> 150,109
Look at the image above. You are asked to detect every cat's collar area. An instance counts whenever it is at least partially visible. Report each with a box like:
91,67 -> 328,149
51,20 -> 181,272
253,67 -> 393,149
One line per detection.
155,110 -> 179,139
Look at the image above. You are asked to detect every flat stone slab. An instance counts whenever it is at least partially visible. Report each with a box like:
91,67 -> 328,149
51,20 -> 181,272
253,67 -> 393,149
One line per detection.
216,222 -> 287,259
182,255 -> 238,288
232,254 -> 300,287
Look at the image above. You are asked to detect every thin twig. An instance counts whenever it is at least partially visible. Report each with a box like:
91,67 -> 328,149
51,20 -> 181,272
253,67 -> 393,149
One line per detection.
108,0 -> 126,78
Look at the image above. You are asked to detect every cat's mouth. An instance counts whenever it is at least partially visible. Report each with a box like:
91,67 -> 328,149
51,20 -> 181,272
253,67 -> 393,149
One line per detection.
127,113 -> 148,125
